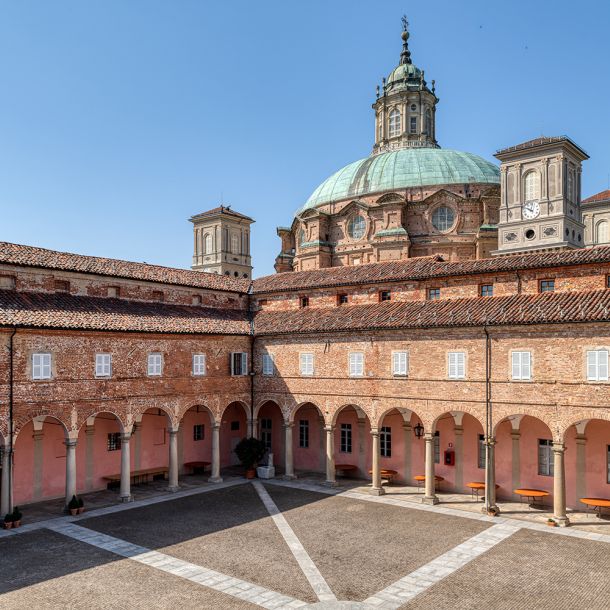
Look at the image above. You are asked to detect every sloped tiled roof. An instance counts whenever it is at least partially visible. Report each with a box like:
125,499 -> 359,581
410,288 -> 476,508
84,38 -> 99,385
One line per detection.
254,289 -> 610,335
583,189 -> 610,204
252,247 -> 610,294
495,136 -> 588,157
0,290 -> 250,335
0,242 -> 250,293
190,206 -> 254,222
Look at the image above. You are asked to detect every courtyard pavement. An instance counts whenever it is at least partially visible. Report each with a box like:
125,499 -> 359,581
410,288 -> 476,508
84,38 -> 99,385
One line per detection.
1,477 -> 610,609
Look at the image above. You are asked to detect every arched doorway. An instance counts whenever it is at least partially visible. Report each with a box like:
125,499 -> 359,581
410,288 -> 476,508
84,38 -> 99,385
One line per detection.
291,402 -> 325,474
179,405 -> 214,475
256,401 -> 285,469
332,404 -> 371,480
220,401 -> 249,468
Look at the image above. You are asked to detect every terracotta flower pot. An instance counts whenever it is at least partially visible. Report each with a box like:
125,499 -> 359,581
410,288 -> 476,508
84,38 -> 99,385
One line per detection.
13,520 -> 21,528
69,508 -> 78,516
3,521 -> 13,529
245,468 -> 256,479
77,507 -> 85,514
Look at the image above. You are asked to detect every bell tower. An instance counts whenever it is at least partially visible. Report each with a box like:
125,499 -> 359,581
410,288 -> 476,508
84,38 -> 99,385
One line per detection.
372,16 -> 439,155
493,136 -> 588,255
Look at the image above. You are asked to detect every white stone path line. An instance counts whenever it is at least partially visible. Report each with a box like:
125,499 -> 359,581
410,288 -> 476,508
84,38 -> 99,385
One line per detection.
364,523 -> 520,609
47,521 -> 307,609
252,481 -> 337,603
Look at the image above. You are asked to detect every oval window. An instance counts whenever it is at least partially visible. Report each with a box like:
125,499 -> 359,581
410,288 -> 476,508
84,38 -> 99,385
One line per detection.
431,207 -> 455,232
348,215 -> 366,239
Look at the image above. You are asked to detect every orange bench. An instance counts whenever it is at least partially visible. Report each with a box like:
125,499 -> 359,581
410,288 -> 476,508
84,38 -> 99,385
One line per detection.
335,464 -> 358,477
369,468 -> 398,484
414,475 -> 444,492
514,488 -> 550,507
580,497 -> 610,518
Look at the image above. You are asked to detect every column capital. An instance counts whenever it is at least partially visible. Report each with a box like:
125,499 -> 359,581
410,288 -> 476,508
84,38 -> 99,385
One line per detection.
324,425 -> 334,433
64,438 -> 78,448
85,425 -> 95,436
32,431 -> 45,441
402,423 -> 412,431
168,428 -> 179,437
552,442 -> 566,454
485,436 -> 497,447
575,434 -> 587,445
510,431 -> 521,440
283,421 -> 295,430
453,425 -> 464,436
121,433 -> 131,443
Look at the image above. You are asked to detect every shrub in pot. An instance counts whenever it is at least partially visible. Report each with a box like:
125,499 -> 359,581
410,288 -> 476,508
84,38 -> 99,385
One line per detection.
77,497 -> 85,514
68,495 -> 80,516
3,513 -> 13,529
234,437 -> 267,479
11,506 -> 22,528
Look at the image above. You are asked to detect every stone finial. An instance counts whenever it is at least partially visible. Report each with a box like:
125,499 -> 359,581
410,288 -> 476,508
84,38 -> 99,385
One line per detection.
400,15 -> 412,65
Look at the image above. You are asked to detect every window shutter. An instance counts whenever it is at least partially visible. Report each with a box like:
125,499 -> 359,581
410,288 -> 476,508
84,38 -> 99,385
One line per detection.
512,352 -> 520,379
587,351 -> 598,381
600,350 -> 609,381
457,353 -> 465,378
33,355 -> 41,379
448,353 -> 456,378
522,352 -> 531,379
241,352 -> 248,375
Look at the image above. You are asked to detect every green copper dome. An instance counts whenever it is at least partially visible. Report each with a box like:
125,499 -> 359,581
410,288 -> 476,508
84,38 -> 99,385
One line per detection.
301,148 -> 500,212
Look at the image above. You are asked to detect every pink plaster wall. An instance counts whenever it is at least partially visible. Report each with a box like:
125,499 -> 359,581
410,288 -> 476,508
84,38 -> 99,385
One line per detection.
139,410 -> 171,471
182,408 -> 212,465
333,408 -> 372,480
293,405 -> 323,472
378,412 -> 406,483
220,403 -> 247,467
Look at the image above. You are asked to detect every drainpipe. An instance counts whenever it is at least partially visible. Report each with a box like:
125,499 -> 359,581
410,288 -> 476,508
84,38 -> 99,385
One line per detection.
248,287 -> 255,438
483,324 -> 494,512
7,328 -> 17,513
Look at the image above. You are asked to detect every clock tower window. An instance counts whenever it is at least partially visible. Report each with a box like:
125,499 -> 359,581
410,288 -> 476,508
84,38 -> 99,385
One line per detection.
524,171 -> 540,202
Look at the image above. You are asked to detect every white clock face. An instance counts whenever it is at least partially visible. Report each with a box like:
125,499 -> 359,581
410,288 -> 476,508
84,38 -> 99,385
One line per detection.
522,200 -> 540,220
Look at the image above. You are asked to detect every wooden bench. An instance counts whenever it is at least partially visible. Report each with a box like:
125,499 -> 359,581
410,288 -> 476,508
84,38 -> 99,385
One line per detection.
103,467 -> 169,489
514,488 -> 550,507
335,464 -> 358,477
414,475 -> 444,492
183,461 -> 211,475
369,468 -> 398,484
580,497 -> 610,518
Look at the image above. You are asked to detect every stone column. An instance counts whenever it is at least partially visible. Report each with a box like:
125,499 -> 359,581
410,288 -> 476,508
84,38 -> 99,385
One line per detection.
32,430 -> 44,501
324,425 -> 336,486
120,433 -> 132,502
133,421 -> 142,471
64,438 -> 77,508
283,423 -> 296,480
357,418 -> 366,477
318,417 -> 326,473
208,424 -> 223,483
484,436 -> 499,514
177,425 -> 185,476
454,425 -> 464,492
402,423 -> 412,485
370,429 -> 385,496
168,429 -> 179,492
575,434 -> 587,502
85,425 -> 95,491
553,443 -> 569,527
423,433 -> 438,504
1,446 -> 12,516
511,430 -> 521,492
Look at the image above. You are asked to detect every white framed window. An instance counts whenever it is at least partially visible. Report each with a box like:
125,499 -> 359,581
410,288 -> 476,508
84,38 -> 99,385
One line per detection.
300,353 -> 314,376
478,434 -> 485,469
262,353 -> 275,376
587,350 -> 609,381
409,116 -> 417,134
511,351 -> 531,380
147,353 -> 163,376
392,351 -> 409,376
231,352 -> 248,376
299,420 -> 309,448
448,352 -> 466,379
524,171 -> 540,202
261,418 -> 272,450
340,423 -> 352,453
192,354 -> 206,376
348,352 -> 364,377
95,353 -> 112,378
538,439 -> 554,476
32,352 -> 52,380
381,426 -> 392,458
434,431 -> 440,463
388,109 -> 401,137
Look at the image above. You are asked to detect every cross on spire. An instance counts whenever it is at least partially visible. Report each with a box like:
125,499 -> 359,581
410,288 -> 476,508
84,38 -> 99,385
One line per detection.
400,15 -> 412,65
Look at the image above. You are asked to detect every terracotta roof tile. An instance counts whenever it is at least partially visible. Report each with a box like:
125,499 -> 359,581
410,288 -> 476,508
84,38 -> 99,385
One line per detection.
190,206 -> 254,222
0,242 -> 250,293
583,189 -> 610,204
0,290 -> 250,335
252,247 -> 610,294
254,289 -> 610,335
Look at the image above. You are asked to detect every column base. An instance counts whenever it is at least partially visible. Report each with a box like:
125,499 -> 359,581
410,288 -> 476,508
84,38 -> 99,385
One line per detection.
369,487 -> 385,496
324,480 -> 338,487
167,485 -> 180,493
482,505 -> 500,516
282,474 -> 297,481
120,494 -> 133,503
553,516 -> 570,527
422,495 -> 439,505
208,476 -> 223,483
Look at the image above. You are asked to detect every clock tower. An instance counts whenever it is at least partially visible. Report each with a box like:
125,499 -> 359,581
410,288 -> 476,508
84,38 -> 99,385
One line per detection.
492,136 -> 588,255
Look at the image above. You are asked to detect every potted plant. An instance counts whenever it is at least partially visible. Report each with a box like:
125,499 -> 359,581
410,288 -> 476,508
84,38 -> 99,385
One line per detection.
546,518 -> 557,527
11,507 -> 22,528
3,513 -> 13,529
77,497 -> 85,514
68,495 -> 80,516
487,506 -> 499,517
234,437 -> 267,479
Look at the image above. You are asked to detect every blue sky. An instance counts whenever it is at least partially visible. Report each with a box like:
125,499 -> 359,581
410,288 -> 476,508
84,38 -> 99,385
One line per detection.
1,1 -> 609,277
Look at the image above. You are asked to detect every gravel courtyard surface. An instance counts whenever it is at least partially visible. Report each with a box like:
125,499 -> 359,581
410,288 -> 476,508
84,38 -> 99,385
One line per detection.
405,528 -> 610,610
264,483 -> 490,601
0,529 -> 257,609
78,483 -> 318,603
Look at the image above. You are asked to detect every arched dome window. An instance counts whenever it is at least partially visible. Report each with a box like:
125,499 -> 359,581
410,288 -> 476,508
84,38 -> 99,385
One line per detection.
203,233 -> 212,254
347,215 -> 366,240
431,206 -> 455,232
388,109 -> 401,138
524,171 -> 540,202
596,220 -> 608,244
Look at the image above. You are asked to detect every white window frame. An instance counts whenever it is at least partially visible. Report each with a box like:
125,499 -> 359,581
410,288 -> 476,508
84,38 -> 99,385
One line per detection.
388,109 -> 401,137
448,351 -> 466,379
262,353 -> 275,376
192,353 -> 206,376
147,353 -> 163,376
299,419 -> 309,449
511,351 -> 531,381
381,426 -> 392,458
340,423 -> 352,453
32,352 -> 52,380
348,352 -> 364,377
392,351 -> 409,376
587,349 -> 609,381
478,434 -> 485,469
231,352 -> 248,376
95,353 -> 112,378
300,352 -> 314,376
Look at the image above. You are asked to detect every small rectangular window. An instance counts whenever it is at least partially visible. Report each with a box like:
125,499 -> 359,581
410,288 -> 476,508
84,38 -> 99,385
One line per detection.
192,294 -> 202,306
300,296 -> 310,308
107,432 -> 121,451
381,426 -> 392,458
448,352 -> 466,379
261,418 -> 272,450
478,434 -> 485,469
427,288 -> 440,300
54,279 -> 70,292
193,424 -> 204,441
539,279 -> 555,293
300,353 -> 314,376
538,439 -> 554,476
147,353 -> 163,376
299,419 -> 309,448
230,421 -> 240,431
262,353 -> 275,376
340,423 -> 352,453
392,351 -> 408,376
231,352 -> 248,376
348,352 -> 364,377
511,351 -> 531,380
108,286 -> 120,298
379,290 -> 391,302
0,275 -> 16,290
192,354 -> 206,376
337,294 -> 349,305
587,349 -> 608,381
480,284 -> 493,297
409,116 -> 417,134
95,353 -> 112,378
32,353 -> 52,380
434,431 -> 440,464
